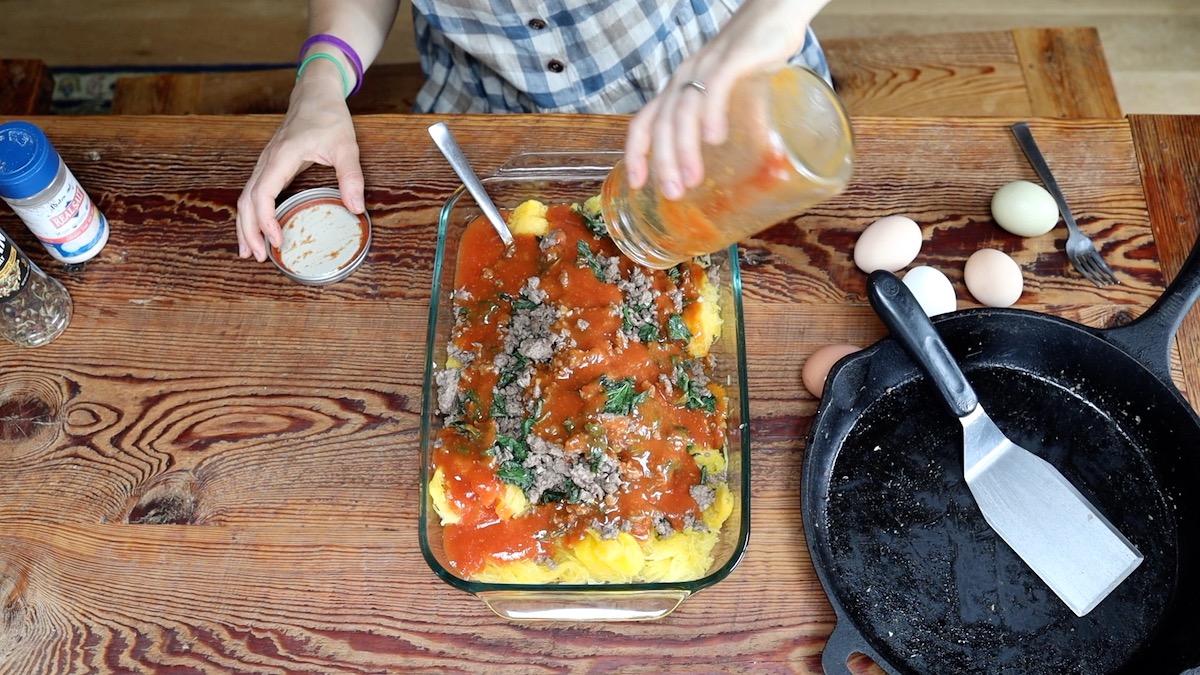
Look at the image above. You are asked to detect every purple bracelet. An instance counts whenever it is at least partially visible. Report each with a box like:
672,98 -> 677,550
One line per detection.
299,33 -> 365,96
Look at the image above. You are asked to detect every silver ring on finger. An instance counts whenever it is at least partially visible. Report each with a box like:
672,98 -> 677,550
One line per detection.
683,79 -> 707,95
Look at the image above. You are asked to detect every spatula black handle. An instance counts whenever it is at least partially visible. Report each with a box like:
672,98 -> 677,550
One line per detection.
867,270 -> 979,417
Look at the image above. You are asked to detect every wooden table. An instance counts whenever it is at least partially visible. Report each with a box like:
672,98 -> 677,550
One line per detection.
0,113 -> 1197,673
822,26 -> 1121,118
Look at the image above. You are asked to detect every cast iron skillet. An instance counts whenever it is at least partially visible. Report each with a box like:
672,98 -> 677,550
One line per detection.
803,239 -> 1200,674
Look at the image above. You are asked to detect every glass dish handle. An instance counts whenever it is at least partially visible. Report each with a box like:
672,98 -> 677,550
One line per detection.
477,589 -> 690,621
496,151 -> 623,177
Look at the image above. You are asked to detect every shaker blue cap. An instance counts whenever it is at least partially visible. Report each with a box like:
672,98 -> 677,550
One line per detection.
0,121 -> 61,200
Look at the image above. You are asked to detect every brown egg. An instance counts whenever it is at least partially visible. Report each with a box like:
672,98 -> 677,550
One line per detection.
964,248 -> 1024,308
802,344 -> 863,398
853,215 -> 922,273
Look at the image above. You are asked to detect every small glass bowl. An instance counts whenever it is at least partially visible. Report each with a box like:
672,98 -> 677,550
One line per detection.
418,152 -> 751,621
268,187 -> 371,285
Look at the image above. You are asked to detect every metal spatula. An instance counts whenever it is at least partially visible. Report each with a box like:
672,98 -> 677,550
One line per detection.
867,270 -> 1143,616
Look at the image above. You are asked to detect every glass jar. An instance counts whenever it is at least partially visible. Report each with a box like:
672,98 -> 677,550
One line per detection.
601,64 -> 855,269
0,229 -> 72,347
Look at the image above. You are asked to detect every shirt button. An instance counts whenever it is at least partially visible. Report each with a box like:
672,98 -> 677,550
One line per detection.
547,59 -> 565,73
528,18 -> 546,29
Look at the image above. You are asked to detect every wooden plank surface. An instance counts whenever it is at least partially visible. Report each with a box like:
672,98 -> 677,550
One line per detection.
0,113 -> 1191,673
111,27 -> 1120,118
1012,27 -> 1123,118
821,26 -> 1119,117
821,30 -> 1031,117
1129,115 -> 1200,412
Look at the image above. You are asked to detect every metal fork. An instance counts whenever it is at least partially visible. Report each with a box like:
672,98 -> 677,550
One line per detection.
1010,122 -> 1119,286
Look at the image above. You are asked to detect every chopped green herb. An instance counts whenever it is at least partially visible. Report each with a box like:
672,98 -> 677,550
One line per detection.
457,389 -> 483,422
572,203 -> 608,237
588,446 -> 606,472
512,297 -> 538,311
676,371 -> 717,412
576,240 -> 607,280
490,393 -> 509,419
621,303 -> 661,342
638,321 -> 660,343
600,375 -> 649,415
522,400 -> 543,436
539,480 -> 581,504
497,461 -> 533,489
667,314 -> 692,342
495,434 -> 529,462
448,419 -> 482,440
496,353 -> 529,389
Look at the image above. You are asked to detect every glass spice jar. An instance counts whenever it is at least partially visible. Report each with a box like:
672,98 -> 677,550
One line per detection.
0,228 -> 72,347
0,121 -> 110,264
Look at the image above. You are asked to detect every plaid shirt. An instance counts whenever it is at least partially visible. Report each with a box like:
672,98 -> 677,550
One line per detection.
410,0 -> 829,113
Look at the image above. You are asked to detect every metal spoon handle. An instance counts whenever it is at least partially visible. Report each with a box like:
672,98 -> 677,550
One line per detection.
427,122 -> 513,246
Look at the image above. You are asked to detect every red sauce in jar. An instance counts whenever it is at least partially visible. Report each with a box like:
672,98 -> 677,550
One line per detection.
657,146 -> 794,254
433,203 -> 727,577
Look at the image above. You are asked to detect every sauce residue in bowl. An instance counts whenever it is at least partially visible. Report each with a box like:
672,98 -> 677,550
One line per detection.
271,190 -> 370,283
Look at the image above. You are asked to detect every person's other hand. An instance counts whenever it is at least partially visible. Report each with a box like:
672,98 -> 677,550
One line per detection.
236,69 -> 365,261
624,0 -> 818,200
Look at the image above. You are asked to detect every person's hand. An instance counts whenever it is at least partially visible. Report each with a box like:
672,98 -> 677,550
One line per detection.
624,0 -> 821,199
236,66 -> 365,261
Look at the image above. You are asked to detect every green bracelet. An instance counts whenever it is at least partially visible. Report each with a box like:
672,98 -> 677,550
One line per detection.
297,52 -> 351,98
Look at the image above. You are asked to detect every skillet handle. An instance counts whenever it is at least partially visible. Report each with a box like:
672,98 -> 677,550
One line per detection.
822,619 -> 899,675
1104,233 -> 1200,386
867,270 -> 979,418
821,622 -> 866,675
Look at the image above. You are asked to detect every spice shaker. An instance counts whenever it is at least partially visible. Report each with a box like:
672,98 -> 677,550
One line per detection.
0,121 -> 110,264
0,228 -> 72,347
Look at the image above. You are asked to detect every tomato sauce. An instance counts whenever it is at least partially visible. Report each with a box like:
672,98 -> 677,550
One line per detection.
656,146 -> 794,255
433,202 -> 727,577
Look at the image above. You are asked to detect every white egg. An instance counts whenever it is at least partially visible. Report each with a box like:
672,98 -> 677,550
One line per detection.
854,215 -> 922,273
964,248 -> 1024,307
902,266 -> 957,316
991,180 -> 1059,237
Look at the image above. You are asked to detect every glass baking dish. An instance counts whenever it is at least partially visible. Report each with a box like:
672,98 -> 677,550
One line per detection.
418,151 -> 751,621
